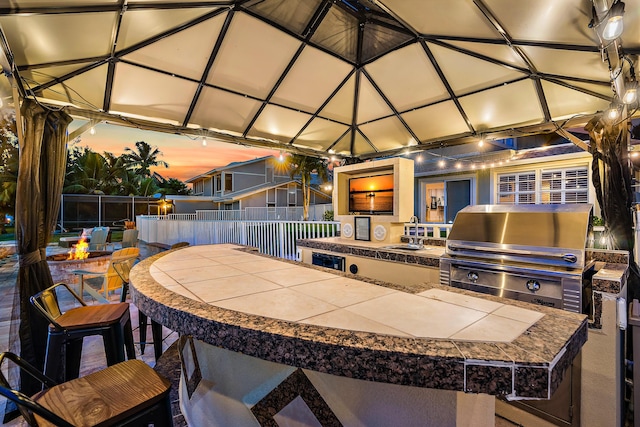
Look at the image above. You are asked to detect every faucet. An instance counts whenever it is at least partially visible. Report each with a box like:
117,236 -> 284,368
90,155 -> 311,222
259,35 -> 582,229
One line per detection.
408,215 -> 423,248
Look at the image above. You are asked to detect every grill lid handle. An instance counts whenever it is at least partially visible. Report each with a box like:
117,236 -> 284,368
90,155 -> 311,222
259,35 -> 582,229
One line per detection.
448,243 -> 579,264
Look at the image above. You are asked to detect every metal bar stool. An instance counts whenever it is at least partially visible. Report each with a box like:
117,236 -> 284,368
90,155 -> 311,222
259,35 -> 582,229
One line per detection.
114,259 -> 164,361
30,283 -> 135,383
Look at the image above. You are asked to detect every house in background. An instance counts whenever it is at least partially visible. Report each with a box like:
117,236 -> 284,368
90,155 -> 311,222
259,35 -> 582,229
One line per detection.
172,156 -> 332,214
410,134 -> 604,225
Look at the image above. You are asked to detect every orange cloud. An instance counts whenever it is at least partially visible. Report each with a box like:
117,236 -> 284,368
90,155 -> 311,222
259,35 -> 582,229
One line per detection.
70,122 -> 278,183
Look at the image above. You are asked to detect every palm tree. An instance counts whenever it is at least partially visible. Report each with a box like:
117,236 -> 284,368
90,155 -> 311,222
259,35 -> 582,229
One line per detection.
63,148 -> 109,194
285,154 -> 329,220
123,141 -> 168,177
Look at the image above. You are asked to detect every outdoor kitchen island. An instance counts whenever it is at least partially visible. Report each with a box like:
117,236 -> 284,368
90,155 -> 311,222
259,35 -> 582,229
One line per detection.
129,244 -> 587,427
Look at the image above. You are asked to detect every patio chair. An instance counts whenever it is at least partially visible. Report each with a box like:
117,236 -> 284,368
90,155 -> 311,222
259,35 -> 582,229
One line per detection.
72,247 -> 140,303
121,228 -> 139,248
0,352 -> 172,427
88,226 -> 109,251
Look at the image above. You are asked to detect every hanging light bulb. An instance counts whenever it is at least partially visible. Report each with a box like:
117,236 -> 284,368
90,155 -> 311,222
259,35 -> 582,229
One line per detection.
89,127 -> 95,135
471,164 -> 476,170
478,135 -> 484,147
623,80 -> 638,104
416,155 -> 423,163
455,162 -> 462,169
438,159 -> 446,168
0,97 -> 4,108
202,138 -> 207,146
279,152 -> 284,162
607,103 -> 620,120
328,148 -> 335,154
602,1 -> 625,40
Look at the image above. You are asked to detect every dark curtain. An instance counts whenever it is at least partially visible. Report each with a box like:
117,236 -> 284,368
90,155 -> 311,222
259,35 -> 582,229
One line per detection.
587,115 -> 640,301
14,99 -> 71,394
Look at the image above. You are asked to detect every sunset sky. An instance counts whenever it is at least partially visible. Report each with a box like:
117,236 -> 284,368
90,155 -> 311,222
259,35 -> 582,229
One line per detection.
68,120 -> 280,183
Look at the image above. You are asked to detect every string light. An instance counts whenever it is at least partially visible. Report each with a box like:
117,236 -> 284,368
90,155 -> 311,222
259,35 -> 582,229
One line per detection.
438,159 -> 446,168
202,138 -> 207,146
89,127 -> 95,135
607,103 -> 620,120
602,1 -> 625,40
279,152 -> 284,162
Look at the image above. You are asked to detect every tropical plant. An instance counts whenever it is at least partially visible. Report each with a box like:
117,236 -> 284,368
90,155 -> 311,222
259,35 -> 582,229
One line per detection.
322,210 -> 334,221
160,178 -> 192,195
138,177 -> 161,197
63,139 -> 190,198
285,154 -> 329,220
63,148 -> 109,194
0,116 -> 18,234
123,141 -> 168,177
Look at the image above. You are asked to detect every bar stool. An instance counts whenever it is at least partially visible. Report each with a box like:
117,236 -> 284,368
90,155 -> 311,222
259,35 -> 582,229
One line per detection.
113,259 -> 164,361
0,352 -> 173,427
30,283 -> 135,383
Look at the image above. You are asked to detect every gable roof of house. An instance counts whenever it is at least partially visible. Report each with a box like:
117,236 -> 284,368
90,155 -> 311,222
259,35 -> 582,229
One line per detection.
185,155 -> 276,183
216,179 -> 329,203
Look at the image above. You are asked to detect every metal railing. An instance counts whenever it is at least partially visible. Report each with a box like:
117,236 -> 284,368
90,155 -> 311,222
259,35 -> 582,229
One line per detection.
137,216 -> 340,259
403,222 -> 452,240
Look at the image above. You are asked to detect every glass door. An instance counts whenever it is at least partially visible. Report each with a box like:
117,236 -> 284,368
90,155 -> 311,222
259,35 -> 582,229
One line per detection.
445,179 -> 471,223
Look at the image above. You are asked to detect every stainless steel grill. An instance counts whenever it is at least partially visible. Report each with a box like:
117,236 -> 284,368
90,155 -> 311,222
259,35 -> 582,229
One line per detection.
440,204 -> 594,313
440,204 -> 593,426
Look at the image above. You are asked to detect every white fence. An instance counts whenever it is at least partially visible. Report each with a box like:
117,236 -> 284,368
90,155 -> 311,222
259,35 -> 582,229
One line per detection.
191,204 -> 333,222
137,216 -> 340,259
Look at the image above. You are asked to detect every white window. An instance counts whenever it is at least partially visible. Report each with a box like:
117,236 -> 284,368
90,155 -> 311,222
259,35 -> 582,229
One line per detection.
288,183 -> 297,206
540,167 -> 589,204
193,180 -> 204,194
498,166 -> 589,205
224,173 -> 233,192
498,172 -> 536,204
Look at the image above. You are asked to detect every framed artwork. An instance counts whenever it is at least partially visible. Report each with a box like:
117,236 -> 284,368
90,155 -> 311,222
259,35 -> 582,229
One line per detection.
354,217 -> 371,241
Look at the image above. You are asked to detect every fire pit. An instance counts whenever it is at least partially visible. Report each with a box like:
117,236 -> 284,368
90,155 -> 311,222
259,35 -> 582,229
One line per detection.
47,239 -> 112,284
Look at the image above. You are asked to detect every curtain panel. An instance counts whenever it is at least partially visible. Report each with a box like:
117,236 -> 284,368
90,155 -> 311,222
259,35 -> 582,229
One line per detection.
14,99 -> 71,395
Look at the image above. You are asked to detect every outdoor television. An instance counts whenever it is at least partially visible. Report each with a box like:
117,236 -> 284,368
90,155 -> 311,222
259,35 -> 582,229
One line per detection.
348,173 -> 394,215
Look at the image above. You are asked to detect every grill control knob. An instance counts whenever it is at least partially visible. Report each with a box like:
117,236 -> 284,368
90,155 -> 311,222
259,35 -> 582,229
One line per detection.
526,279 -> 541,292
467,272 -> 479,282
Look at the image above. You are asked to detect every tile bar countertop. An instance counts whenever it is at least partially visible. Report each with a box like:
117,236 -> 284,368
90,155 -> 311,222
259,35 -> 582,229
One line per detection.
129,244 -> 587,399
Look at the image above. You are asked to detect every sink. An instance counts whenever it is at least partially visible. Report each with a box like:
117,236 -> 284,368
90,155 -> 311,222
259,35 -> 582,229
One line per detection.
382,244 -> 431,251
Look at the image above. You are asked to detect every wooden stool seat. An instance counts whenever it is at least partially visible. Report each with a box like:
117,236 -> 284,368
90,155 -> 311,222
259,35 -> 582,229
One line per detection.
0,353 -> 173,427
33,360 -> 171,427
52,303 -> 130,329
